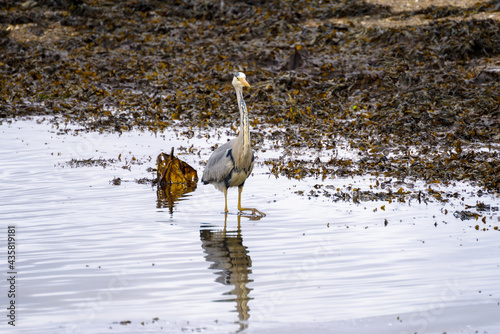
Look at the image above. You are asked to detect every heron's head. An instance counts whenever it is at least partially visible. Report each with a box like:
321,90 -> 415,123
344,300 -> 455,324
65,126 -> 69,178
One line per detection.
232,72 -> 250,89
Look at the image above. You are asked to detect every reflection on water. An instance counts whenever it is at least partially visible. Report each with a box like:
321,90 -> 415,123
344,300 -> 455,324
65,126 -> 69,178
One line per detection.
200,215 -> 253,332
156,182 -> 197,213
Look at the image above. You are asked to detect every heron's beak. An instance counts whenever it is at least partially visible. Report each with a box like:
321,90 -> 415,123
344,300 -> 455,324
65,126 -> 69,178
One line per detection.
240,78 -> 251,88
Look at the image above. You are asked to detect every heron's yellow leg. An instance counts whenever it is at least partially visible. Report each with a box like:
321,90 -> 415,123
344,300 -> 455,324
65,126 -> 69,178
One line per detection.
224,188 -> 229,214
237,186 -> 266,217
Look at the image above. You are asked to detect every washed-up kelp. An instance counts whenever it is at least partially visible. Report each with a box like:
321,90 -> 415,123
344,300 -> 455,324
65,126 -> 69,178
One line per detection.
156,148 -> 198,213
157,148 -> 198,185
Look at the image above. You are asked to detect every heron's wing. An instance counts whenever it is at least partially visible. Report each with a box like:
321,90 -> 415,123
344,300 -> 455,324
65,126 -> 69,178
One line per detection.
201,140 -> 236,184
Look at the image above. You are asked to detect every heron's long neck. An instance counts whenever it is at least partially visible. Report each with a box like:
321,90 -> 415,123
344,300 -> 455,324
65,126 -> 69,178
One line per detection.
235,87 -> 250,150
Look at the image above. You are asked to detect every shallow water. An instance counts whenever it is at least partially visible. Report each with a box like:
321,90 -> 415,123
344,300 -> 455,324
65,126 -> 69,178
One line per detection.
1,119 -> 499,334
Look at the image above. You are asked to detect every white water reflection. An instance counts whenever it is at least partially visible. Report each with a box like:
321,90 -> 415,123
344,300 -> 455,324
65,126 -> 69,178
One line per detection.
0,119 -> 499,334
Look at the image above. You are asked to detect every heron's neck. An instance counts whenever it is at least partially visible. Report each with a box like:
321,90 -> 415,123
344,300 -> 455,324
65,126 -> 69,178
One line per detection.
235,87 -> 250,150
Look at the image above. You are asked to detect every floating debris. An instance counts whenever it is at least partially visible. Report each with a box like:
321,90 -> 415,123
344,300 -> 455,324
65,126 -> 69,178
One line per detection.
156,148 -> 198,185
110,177 -> 121,185
156,148 -> 198,214
65,158 -> 116,168
453,210 -> 480,221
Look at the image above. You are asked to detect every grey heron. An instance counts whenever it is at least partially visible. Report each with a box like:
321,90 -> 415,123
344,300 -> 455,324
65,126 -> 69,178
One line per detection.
201,72 -> 265,217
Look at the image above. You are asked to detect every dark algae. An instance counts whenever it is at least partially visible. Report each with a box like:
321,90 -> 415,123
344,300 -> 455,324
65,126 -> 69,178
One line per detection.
1,0 -> 499,194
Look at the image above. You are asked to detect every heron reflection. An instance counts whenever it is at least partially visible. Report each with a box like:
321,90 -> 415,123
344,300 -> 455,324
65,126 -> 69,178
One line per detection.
200,215 -> 253,331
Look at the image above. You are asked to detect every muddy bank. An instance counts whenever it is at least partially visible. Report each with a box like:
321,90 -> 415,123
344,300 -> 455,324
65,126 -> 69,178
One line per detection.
1,0 -> 499,193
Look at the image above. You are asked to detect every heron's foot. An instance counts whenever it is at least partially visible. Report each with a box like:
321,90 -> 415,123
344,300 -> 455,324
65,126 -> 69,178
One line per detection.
238,207 -> 266,217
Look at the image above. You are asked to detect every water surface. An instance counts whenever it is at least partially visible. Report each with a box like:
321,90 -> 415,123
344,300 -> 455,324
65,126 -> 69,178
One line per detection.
1,119 -> 499,334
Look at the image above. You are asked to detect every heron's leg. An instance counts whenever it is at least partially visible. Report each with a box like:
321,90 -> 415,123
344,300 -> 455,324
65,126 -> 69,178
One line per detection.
224,187 -> 229,214
237,185 -> 266,217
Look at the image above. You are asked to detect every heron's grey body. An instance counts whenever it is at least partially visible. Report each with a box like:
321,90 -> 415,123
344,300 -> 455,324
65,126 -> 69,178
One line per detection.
201,72 -> 264,216
201,136 -> 254,192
